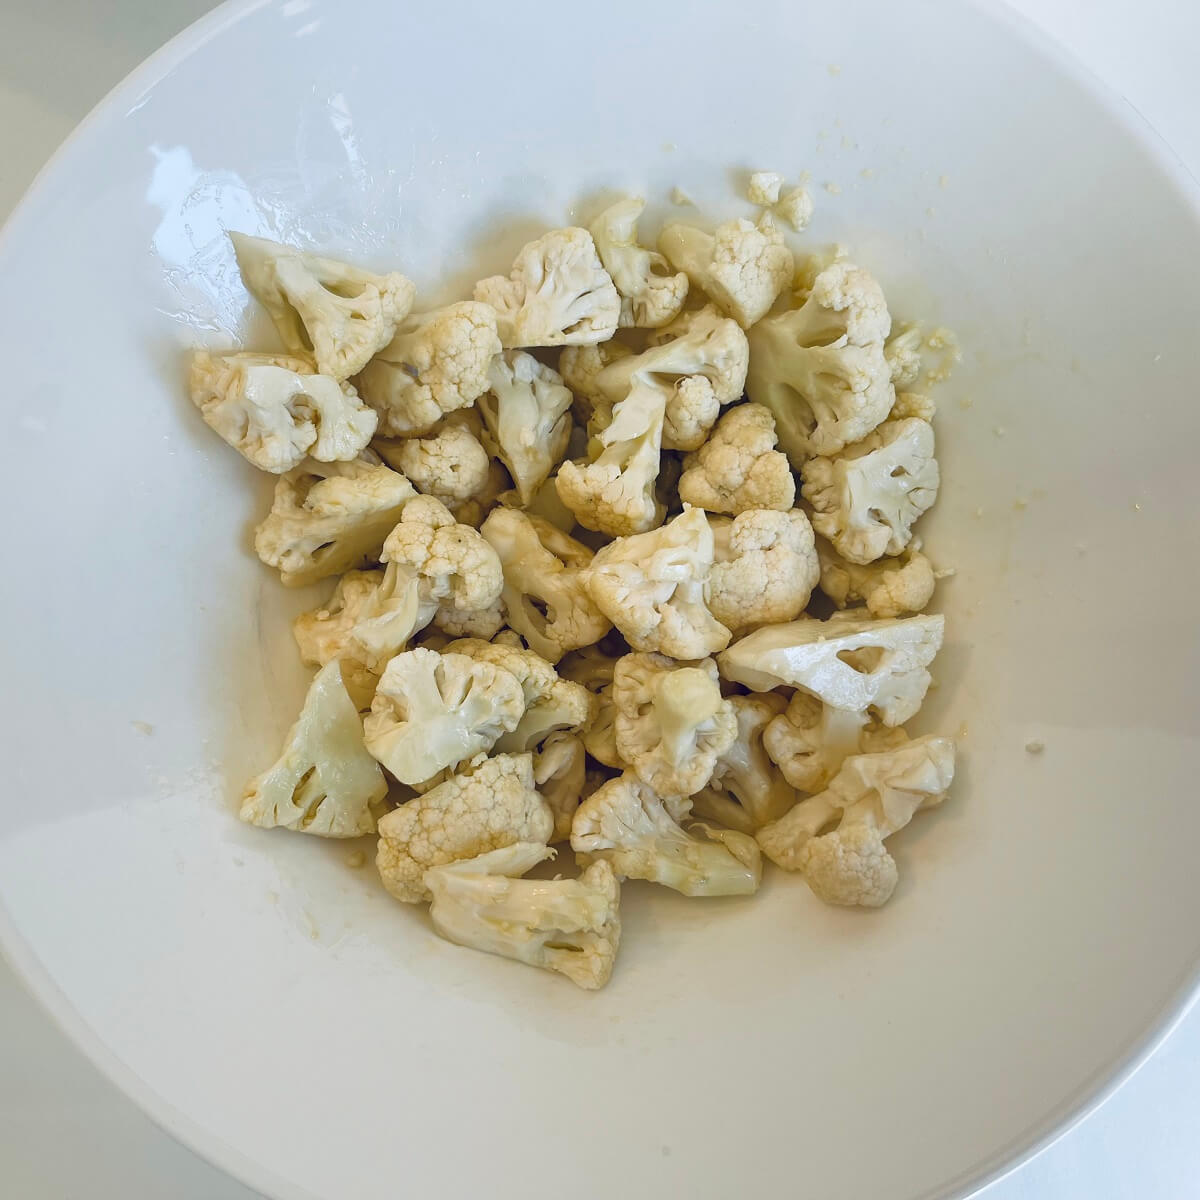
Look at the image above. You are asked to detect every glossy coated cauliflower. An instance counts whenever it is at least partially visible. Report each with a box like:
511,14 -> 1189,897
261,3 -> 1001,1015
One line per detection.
356,302 -> 500,436
474,227 -> 621,347
678,403 -> 795,514
707,508 -> 819,633
658,215 -> 793,328
802,417 -> 940,564
376,752 -> 553,902
230,233 -> 414,380
590,197 -> 689,329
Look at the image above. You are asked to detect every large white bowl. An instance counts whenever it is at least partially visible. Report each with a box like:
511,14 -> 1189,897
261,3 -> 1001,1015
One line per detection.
2,1 -> 1199,1197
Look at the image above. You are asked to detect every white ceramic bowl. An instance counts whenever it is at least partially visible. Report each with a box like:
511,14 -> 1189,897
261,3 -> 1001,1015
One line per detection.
2,1 -> 1199,1197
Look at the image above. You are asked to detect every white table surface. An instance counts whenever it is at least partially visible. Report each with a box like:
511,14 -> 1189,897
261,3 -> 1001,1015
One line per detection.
2,0 -> 1198,1195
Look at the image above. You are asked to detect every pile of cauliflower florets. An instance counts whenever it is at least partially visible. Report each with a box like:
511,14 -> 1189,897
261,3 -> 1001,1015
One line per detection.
192,188 -> 958,991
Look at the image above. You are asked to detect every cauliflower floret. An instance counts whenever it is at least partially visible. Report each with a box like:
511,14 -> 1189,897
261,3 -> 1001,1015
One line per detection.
717,612 -> 945,726
474,227 -> 620,348
480,508 -> 610,663
658,216 -> 793,328
445,639 -> 595,753
362,647 -> 525,785
558,647 -> 624,769
373,420 -> 490,507
589,197 -> 689,329
612,653 -> 736,796
885,323 -> 925,387
802,417 -> 939,564
189,350 -> 377,473
534,732 -> 588,842
254,456 -> 416,587
376,752 -> 552,902
450,458 -> 511,529
230,233 -> 414,381
746,261 -> 895,464
691,693 -> 799,834
762,691 -> 908,793
477,351 -> 572,505
678,403 -> 795,515
559,340 -> 633,420
756,736 -> 956,906
707,508 -> 819,633
571,774 -> 761,897
747,171 -> 784,206
356,302 -> 500,436
292,568 -> 382,667
424,842 -> 620,989
889,391 -> 937,422
817,538 -> 936,618
240,659 -> 387,837
774,186 -> 814,232
432,597 -> 505,640
584,506 -> 731,659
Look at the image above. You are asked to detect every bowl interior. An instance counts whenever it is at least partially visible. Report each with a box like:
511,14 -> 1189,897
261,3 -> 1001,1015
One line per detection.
2,2 -> 1199,1198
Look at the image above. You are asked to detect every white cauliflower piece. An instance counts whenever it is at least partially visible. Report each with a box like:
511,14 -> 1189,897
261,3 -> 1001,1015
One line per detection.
775,186 -> 814,232
356,302 -> 500,436
889,391 -> 937,422
678,404 -> 795,515
817,538 -> 936,619
292,568 -> 382,667
584,506 -> 731,659
762,691 -> 908,793
613,654 -> 736,797
746,261 -> 895,463
589,197 -> 689,329
802,417 -> 940,564
747,171 -> 784,206
189,350 -> 376,473
240,659 -> 387,837
885,323 -> 925,387
756,736 -> 956,906
432,597 -> 506,640
691,693 -> 799,834
658,216 -> 793,328
707,508 -> 819,633
230,232 -> 414,380
424,842 -> 620,990
373,420 -> 490,507
254,456 -> 416,587
362,647 -> 525,784
571,774 -> 761,897
480,508 -> 610,664
445,639 -> 595,753
376,752 -> 552,902
477,351 -> 572,505
450,458 -> 510,529
559,340 -> 633,417
534,732 -> 588,842
474,227 -> 620,348
717,612 -> 945,726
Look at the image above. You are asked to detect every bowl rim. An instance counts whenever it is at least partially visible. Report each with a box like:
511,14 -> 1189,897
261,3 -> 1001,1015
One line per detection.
1,1 -> 1199,1197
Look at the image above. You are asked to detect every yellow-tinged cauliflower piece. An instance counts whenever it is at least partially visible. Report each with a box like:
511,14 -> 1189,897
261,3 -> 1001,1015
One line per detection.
559,647 -> 624,769
254,456 -> 416,587
889,391 -> 937,422
746,171 -> 784,207
589,197 -> 689,329
571,774 -> 761,897
450,458 -> 511,529
240,659 -> 387,837
658,215 -> 793,328
718,612 -> 945,727
376,752 -> 552,902
756,736 -> 955,907
373,419 -> 491,507
474,227 -> 621,348
746,260 -> 894,464
802,417 -> 939,564
356,302 -> 500,436
678,403 -> 795,515
480,508 -> 610,663
189,350 -> 377,473
424,842 -> 621,989
477,351 -> 573,505
230,232 -> 414,380
432,597 -> 506,640
559,339 -> 633,426
584,506 -> 731,659
534,732 -> 588,842
707,508 -> 819,633
445,638 -> 595,753
612,653 -> 736,797
885,323 -> 925,388
362,647 -> 525,785
817,538 -> 936,619
774,186 -> 814,232
691,693 -> 799,834
762,691 -> 908,793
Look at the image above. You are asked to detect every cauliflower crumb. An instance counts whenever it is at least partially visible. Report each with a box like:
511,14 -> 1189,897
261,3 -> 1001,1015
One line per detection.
824,182 -> 842,195
131,721 -> 154,736
345,850 -> 367,868
747,171 -> 784,207
1025,739 -> 1045,755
